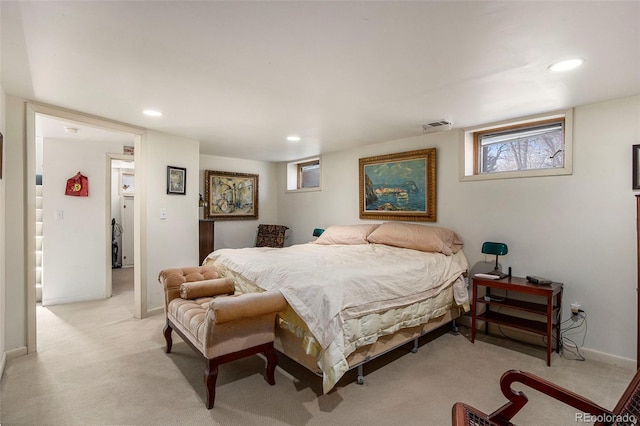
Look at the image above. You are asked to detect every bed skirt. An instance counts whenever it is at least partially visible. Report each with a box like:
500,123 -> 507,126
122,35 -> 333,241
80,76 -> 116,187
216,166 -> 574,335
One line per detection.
275,306 -> 460,380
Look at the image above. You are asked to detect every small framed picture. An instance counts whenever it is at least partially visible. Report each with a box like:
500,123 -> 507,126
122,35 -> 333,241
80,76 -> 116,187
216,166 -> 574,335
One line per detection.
167,166 -> 187,195
634,145 -> 640,190
120,170 -> 135,195
0,132 -> 3,180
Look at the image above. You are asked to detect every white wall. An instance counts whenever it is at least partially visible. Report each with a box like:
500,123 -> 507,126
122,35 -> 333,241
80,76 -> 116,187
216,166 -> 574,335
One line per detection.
278,95 -> 640,362
199,155 -> 279,249
141,130 -> 200,312
4,95 -> 26,352
0,84 -> 6,376
1,100 -> 201,348
41,138 -> 124,305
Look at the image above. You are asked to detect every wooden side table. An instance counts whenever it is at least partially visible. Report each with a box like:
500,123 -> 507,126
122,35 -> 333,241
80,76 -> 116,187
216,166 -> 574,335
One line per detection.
471,276 -> 563,366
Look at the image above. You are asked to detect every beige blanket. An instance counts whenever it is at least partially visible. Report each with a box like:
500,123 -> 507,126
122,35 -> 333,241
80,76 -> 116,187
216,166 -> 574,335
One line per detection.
207,243 -> 468,350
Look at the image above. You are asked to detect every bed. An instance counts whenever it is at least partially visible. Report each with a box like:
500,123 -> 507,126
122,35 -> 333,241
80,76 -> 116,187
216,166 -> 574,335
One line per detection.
204,222 -> 469,393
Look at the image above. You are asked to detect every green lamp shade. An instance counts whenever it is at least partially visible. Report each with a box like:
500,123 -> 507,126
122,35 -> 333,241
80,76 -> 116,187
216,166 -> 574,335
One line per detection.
481,242 -> 508,256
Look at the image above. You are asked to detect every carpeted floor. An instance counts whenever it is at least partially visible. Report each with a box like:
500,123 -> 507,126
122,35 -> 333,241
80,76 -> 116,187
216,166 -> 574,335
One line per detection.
0,272 -> 634,425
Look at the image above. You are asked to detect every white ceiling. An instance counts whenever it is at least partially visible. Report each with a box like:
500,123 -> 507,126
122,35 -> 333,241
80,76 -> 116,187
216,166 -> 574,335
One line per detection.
2,1 -> 639,162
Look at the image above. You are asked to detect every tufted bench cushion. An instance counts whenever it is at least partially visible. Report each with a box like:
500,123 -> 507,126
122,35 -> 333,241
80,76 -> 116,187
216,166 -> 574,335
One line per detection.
158,265 -> 288,408
159,265 -> 222,310
167,296 -> 216,353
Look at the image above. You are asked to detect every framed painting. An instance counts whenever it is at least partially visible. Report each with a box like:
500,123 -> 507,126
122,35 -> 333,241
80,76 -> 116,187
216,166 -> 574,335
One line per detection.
359,148 -> 437,222
120,170 -> 135,195
167,166 -> 186,195
204,170 -> 259,220
634,144 -> 640,190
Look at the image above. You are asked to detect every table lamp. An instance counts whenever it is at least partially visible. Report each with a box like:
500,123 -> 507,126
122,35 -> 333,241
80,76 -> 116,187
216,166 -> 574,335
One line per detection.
482,242 -> 508,278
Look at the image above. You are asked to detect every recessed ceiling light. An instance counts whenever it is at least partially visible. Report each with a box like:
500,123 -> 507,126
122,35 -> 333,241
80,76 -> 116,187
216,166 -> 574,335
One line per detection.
548,58 -> 584,72
287,136 -> 301,142
64,127 -> 78,133
143,109 -> 163,117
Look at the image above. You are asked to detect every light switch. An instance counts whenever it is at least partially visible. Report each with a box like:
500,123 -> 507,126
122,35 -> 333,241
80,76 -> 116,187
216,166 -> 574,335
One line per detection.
160,208 -> 167,220
56,209 -> 64,220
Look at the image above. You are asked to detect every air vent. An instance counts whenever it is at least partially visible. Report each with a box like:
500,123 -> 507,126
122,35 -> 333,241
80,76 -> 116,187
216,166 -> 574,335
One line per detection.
422,120 -> 453,133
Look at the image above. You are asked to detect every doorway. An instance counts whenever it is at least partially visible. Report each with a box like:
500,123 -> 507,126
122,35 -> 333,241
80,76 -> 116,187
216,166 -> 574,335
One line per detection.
26,103 -> 145,353
110,157 -> 135,311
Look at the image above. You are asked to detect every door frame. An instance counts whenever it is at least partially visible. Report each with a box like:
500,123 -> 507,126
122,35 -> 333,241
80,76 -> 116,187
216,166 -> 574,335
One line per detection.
107,154 -> 135,297
26,102 -> 146,353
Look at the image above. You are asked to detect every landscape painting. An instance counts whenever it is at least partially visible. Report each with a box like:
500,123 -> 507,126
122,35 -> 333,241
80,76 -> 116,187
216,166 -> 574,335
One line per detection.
359,148 -> 436,222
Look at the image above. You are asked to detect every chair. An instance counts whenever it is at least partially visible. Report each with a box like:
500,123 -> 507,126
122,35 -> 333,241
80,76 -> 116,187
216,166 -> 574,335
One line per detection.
452,369 -> 640,426
255,224 -> 288,248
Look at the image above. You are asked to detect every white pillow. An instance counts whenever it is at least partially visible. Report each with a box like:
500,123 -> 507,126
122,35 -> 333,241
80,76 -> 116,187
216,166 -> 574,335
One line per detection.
366,222 -> 463,255
314,224 -> 380,245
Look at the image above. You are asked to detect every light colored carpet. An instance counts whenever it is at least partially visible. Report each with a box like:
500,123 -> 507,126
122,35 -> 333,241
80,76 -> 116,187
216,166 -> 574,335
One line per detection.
1,272 -> 634,425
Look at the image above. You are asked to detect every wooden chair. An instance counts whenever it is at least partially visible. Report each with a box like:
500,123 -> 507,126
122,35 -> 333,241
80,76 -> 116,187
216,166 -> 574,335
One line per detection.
255,224 -> 288,248
452,369 -> 640,426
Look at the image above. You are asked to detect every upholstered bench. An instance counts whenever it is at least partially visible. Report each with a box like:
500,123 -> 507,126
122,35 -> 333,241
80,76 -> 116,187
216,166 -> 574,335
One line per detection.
158,265 -> 287,408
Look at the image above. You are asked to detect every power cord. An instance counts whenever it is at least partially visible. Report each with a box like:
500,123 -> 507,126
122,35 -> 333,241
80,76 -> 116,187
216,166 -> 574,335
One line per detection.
485,292 -> 587,362
560,311 -> 587,361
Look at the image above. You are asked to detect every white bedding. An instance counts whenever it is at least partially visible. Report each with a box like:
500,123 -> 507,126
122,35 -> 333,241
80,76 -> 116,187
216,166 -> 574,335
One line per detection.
206,243 -> 468,392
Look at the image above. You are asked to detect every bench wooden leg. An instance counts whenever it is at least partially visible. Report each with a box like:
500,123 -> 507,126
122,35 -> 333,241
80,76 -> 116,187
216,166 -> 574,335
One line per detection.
264,343 -> 278,385
204,359 -> 219,409
163,321 -> 173,354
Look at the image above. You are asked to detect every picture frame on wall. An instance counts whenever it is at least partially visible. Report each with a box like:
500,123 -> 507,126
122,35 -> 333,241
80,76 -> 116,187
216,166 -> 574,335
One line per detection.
634,144 -> 640,190
204,170 -> 259,220
0,132 -> 3,179
359,148 -> 437,222
167,166 -> 187,195
120,170 -> 135,195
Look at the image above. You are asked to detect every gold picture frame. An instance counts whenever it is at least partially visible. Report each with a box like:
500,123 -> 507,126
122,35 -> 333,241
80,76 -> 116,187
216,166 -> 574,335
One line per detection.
0,132 -> 3,179
204,170 -> 259,220
633,144 -> 640,190
359,148 -> 437,222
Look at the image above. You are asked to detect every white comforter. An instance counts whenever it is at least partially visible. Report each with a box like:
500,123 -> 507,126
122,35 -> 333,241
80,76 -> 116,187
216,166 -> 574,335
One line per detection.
207,243 -> 467,351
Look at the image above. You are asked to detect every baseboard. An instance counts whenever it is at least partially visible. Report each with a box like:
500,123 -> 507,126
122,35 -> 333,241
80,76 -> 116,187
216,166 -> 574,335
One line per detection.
459,314 -> 636,371
6,346 -> 28,360
580,347 -> 636,371
1,347 -> 29,382
0,352 -> 5,382
42,294 -> 108,306
146,306 -> 164,317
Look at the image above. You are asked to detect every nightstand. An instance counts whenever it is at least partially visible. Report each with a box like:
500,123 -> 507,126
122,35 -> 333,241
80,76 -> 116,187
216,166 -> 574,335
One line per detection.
471,276 -> 563,366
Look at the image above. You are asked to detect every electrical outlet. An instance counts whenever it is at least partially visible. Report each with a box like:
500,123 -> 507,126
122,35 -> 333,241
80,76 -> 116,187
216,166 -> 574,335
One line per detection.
571,302 -> 581,315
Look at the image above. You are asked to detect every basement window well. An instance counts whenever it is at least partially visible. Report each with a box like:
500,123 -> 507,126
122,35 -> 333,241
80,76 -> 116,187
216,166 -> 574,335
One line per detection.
460,109 -> 573,181
287,157 -> 321,192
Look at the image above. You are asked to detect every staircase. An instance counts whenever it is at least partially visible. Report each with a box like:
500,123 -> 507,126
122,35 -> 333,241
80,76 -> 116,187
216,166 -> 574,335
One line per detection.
36,184 -> 43,303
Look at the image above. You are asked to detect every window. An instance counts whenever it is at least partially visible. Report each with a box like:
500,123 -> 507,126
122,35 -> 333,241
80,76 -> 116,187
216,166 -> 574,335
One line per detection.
461,109 -> 573,181
287,157 -> 321,191
298,160 -> 320,189
477,119 -> 564,174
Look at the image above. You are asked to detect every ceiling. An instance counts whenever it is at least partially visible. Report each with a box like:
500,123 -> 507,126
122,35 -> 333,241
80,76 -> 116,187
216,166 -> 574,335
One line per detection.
2,1 -> 639,162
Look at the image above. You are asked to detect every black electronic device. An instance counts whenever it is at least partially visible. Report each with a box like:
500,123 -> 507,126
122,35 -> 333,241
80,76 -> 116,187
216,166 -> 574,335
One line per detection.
526,275 -> 552,285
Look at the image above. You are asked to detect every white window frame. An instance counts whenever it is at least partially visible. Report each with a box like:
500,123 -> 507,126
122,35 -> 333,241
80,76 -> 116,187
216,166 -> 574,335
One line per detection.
459,109 -> 573,181
286,156 -> 322,192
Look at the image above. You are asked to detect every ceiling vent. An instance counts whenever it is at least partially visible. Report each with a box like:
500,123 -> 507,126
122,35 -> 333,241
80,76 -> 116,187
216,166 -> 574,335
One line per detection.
422,120 -> 453,133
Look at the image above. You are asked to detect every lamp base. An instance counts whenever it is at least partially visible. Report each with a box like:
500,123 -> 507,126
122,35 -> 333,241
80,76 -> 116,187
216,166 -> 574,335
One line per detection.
485,269 -> 508,279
